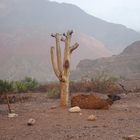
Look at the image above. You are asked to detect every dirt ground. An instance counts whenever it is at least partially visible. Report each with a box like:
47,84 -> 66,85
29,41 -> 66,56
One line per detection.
0,92 -> 140,140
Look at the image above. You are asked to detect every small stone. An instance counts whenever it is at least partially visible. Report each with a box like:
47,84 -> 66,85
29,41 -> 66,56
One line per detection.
50,106 -> 57,109
27,118 -> 36,126
69,106 -> 81,113
87,115 -> 97,121
79,113 -> 82,116
122,135 -> 138,140
11,110 -> 15,113
8,113 -> 18,118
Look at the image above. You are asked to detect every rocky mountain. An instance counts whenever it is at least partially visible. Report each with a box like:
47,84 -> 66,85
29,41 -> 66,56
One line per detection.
72,41 -> 140,80
0,0 -> 140,82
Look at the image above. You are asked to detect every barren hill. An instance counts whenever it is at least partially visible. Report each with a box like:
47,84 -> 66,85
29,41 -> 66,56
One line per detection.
72,41 -> 140,80
0,30 -> 111,82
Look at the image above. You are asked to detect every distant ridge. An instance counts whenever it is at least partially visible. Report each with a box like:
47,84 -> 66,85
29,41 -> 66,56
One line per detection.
0,0 -> 140,52
72,41 -> 140,80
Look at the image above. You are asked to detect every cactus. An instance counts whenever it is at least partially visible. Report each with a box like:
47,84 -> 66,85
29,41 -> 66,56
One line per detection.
50,30 -> 79,107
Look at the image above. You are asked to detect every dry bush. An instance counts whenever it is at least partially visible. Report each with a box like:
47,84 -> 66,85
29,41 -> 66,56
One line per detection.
36,83 -> 60,98
70,81 -> 93,93
0,94 -> 31,104
70,75 -> 122,94
34,74 -> 122,97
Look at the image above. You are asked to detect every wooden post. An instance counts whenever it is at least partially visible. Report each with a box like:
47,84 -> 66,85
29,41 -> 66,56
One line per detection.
6,95 -> 12,113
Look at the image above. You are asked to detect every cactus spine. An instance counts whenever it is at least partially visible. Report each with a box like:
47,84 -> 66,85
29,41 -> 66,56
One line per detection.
51,30 -> 79,107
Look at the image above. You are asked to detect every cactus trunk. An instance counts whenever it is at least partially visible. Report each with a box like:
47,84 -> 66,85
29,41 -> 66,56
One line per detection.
51,30 -> 79,107
60,80 -> 69,106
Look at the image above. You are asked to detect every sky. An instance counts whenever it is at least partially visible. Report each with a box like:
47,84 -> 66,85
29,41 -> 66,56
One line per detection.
50,0 -> 140,31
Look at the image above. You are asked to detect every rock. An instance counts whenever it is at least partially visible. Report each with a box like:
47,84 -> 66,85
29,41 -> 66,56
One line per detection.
122,135 -> 138,140
69,106 -> 81,113
107,94 -> 121,101
87,115 -> 97,121
27,118 -> 36,126
50,106 -> 57,109
79,113 -> 82,116
8,113 -> 18,118
71,94 -> 112,109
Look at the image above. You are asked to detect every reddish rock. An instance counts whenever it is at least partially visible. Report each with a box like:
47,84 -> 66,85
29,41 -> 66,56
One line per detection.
71,94 -> 113,109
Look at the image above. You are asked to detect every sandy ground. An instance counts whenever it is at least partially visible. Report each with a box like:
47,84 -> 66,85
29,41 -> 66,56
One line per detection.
0,92 -> 140,140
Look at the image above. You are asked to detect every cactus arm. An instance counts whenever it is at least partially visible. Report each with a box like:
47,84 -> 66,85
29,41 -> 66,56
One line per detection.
70,43 -> 79,53
55,33 -> 63,73
63,30 -> 73,57
50,46 -> 60,79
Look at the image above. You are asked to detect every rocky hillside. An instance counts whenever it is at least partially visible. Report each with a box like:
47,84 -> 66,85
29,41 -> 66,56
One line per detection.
72,41 -> 140,80
121,41 -> 140,55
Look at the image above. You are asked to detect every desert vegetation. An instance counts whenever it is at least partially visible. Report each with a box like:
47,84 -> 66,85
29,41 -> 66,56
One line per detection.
0,77 -> 39,95
0,74 -> 122,110
0,74 -> 137,99
0,77 -> 39,112
1,74 -> 140,100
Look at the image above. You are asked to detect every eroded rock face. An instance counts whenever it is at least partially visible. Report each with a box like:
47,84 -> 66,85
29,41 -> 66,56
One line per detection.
71,94 -> 113,109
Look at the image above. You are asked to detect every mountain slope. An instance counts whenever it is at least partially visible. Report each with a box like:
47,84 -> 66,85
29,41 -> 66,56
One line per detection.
72,41 -> 140,80
0,0 -> 140,53
0,29 -> 111,82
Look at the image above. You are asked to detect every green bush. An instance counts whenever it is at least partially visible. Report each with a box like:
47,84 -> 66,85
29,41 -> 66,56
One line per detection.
0,80 -> 14,95
47,88 -> 60,99
0,77 -> 39,94
14,81 -> 28,93
15,77 -> 39,93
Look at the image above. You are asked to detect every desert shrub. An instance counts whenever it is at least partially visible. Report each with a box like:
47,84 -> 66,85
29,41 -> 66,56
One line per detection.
70,81 -> 93,93
0,80 -> 14,95
35,84 -> 48,92
91,75 -> 120,93
44,83 -> 60,98
70,73 -> 122,94
14,81 -> 28,93
22,77 -> 39,91
47,87 -> 60,99
0,77 -> 39,94
14,77 -> 39,93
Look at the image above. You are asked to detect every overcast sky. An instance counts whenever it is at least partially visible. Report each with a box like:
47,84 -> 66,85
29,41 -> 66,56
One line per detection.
50,0 -> 140,31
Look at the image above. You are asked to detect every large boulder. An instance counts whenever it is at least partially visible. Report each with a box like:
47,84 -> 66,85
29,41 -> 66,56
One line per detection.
71,94 -> 113,109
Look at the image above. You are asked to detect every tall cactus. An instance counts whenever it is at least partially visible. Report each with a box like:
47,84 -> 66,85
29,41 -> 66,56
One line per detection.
50,30 -> 79,107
